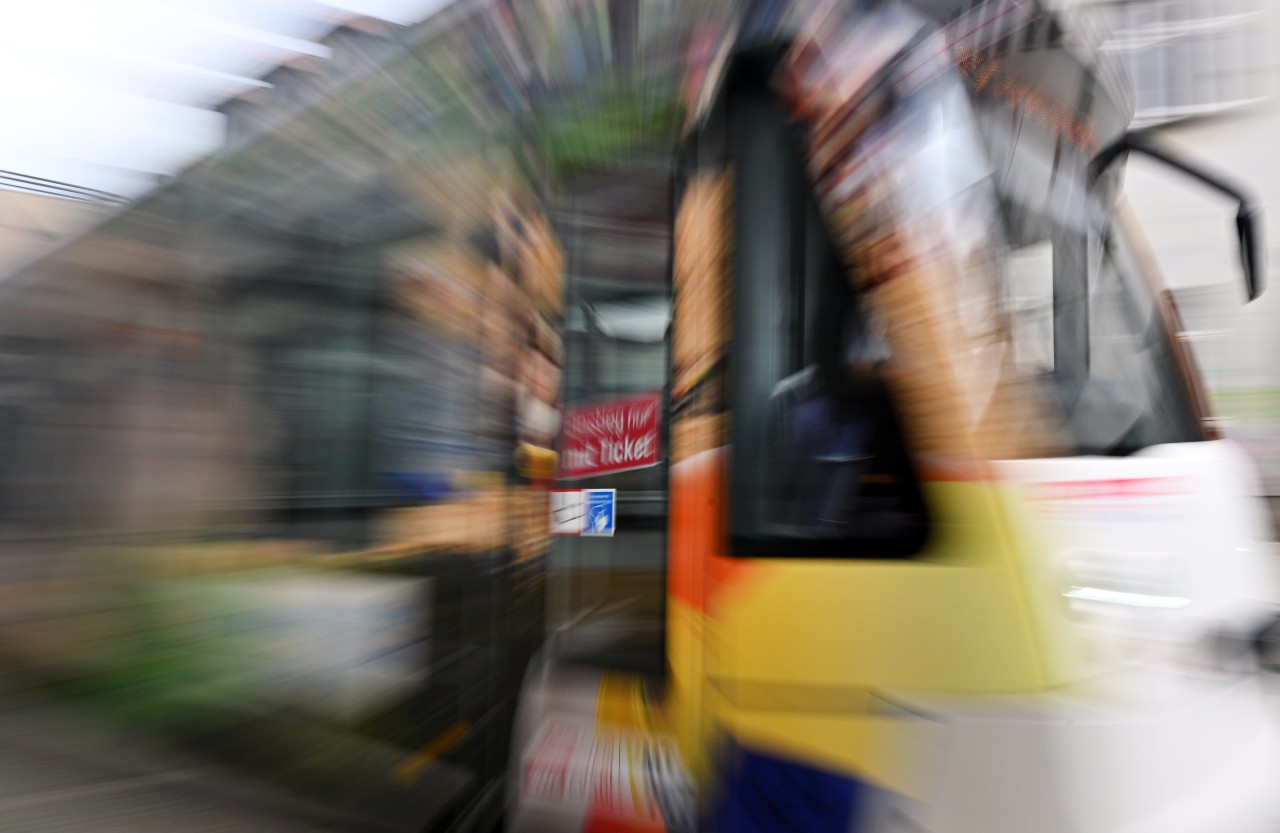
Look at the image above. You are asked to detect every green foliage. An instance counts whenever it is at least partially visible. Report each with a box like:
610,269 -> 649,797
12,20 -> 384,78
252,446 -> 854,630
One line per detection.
532,82 -> 681,183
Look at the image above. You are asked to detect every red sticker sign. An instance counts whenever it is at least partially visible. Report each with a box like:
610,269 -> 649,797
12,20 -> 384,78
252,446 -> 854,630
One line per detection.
558,392 -> 662,480
1031,477 -> 1191,502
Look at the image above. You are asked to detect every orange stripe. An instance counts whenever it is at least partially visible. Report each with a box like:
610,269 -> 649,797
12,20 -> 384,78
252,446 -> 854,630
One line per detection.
917,458 -> 992,483
668,452 -> 758,613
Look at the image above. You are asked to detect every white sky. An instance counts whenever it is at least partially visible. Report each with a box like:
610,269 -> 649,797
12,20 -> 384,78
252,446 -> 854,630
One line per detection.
0,0 -> 452,199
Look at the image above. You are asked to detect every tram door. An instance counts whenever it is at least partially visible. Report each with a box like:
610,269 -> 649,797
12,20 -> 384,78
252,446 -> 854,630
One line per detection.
550,158 -> 673,677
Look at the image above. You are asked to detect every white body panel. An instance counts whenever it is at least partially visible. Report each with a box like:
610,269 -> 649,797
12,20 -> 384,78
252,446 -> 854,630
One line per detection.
994,440 -> 1277,661
875,439 -> 1280,833
873,672 -> 1280,833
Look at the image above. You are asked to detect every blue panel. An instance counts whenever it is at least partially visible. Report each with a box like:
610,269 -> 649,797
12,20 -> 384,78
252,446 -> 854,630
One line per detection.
583,489 -> 616,536
710,743 -> 866,833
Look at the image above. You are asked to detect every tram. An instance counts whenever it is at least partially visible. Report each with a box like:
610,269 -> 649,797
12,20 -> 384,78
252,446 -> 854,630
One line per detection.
508,1 -> 1280,832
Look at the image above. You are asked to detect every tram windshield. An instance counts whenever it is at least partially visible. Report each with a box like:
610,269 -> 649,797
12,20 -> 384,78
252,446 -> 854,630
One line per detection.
729,6 -> 1219,547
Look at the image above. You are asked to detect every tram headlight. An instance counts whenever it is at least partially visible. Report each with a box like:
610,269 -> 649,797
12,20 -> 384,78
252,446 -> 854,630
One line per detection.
1059,549 -> 1190,637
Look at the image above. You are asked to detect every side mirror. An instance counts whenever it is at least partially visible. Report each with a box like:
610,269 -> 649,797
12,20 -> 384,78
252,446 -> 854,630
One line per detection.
1090,131 -> 1265,303
1237,200 -> 1264,302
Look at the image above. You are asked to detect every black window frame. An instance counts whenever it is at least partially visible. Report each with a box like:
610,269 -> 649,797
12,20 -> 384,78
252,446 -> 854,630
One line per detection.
717,60 -> 932,561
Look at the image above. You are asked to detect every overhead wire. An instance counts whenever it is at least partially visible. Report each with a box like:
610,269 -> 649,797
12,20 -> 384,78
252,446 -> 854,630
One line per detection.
0,170 -> 130,206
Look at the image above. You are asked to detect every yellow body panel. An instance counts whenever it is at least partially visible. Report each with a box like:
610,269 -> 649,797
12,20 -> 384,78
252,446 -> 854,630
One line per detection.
718,482 -> 1049,696
666,465 -> 1063,791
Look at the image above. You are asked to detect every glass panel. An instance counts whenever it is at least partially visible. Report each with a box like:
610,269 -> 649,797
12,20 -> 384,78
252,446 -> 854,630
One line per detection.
1006,241 -> 1056,375
1069,226 -> 1202,453
1001,213 -> 1202,456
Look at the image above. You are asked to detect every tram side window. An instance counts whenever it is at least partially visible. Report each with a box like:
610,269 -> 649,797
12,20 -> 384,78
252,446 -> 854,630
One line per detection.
726,80 -> 930,559
1006,241 -> 1055,375
1002,213 -> 1203,455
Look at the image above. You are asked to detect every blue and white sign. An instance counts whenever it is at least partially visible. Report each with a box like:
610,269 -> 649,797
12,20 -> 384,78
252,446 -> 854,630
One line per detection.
582,489 -> 616,537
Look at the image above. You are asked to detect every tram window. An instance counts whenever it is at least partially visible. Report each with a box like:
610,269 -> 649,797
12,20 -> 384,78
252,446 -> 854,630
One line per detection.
1071,228 -> 1202,454
1006,241 -> 1055,374
725,79 -> 930,559
1004,211 -> 1203,455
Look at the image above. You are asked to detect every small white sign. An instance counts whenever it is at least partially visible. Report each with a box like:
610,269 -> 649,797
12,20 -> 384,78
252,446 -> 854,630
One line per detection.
550,490 -> 585,536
